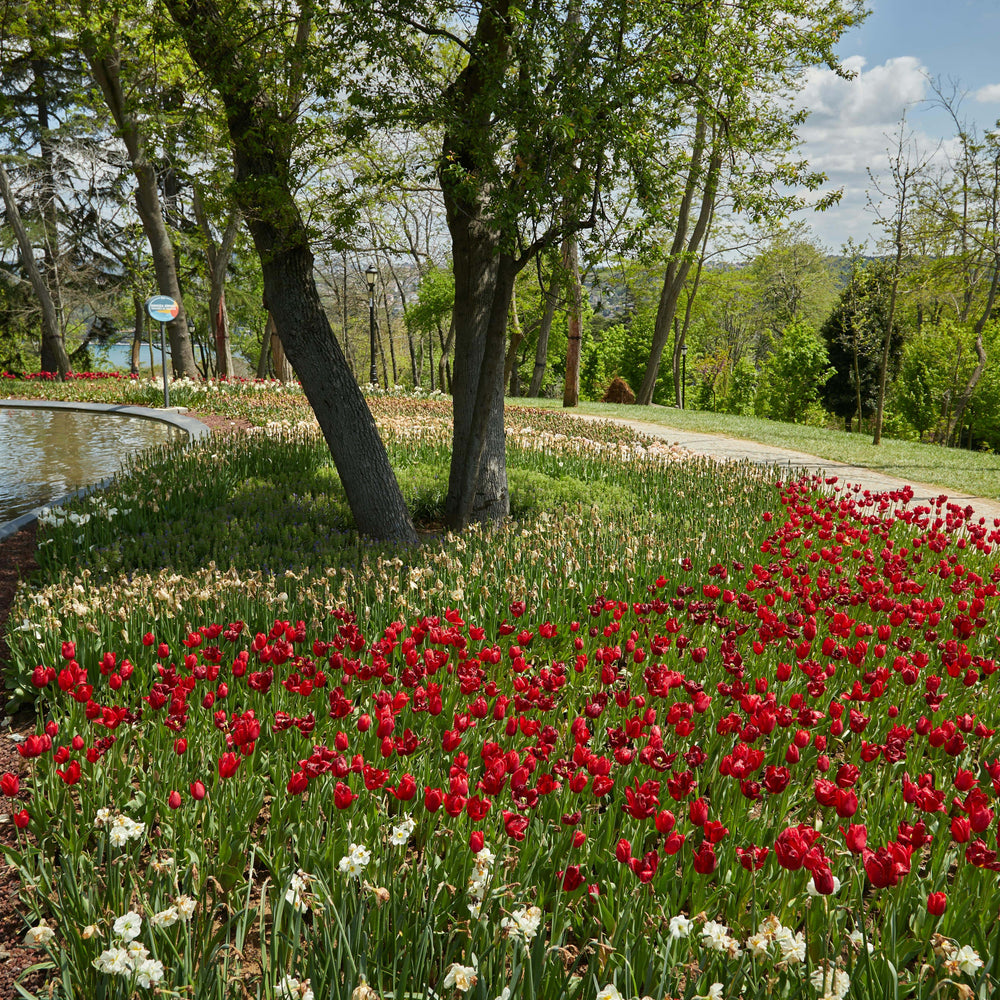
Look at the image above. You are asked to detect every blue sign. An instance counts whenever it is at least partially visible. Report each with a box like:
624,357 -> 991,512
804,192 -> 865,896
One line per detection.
146,296 -> 179,323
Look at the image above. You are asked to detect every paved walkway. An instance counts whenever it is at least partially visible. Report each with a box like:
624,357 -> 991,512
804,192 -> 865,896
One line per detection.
575,414 -> 1000,525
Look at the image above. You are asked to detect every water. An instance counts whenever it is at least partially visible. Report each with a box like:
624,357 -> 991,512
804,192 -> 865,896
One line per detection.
92,340 -> 166,372
0,407 -> 185,523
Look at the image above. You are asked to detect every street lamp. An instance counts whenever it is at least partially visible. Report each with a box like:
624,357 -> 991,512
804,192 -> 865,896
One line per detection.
365,265 -> 378,387
680,341 -> 687,410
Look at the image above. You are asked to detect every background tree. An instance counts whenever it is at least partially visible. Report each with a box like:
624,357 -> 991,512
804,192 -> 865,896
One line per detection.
820,259 -> 904,431
756,317 -> 834,424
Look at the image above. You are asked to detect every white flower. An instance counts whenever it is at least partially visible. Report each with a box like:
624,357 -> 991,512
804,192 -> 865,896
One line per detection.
494,989 -> 511,1000
694,985 -> 723,1000
135,957 -> 165,988
175,895 -> 196,920
668,914 -> 692,940
443,963 -> 477,992
810,965 -> 850,1000
276,974 -> 315,999
338,842 -> 371,878
747,932 -> 770,957
500,904 -> 542,943
93,945 -> 132,976
847,928 -> 874,953
775,926 -> 805,964
390,815 -> 416,845
468,899 -> 482,919
24,923 -> 55,947
113,911 -> 142,942
954,944 -> 984,976
701,919 -> 731,951
285,870 -> 312,912
94,807 -> 113,828
150,906 -> 179,928
109,815 -> 145,847
596,986 -> 623,1000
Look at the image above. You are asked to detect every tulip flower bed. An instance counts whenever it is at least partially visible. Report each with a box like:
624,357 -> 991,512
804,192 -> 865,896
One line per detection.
5,468 -> 1000,999
2,381 -> 999,999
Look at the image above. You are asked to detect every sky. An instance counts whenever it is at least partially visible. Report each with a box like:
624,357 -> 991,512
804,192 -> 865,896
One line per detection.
790,0 -> 1000,253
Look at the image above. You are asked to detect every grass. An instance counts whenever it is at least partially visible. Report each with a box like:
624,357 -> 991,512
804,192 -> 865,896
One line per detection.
510,398 -> 1000,502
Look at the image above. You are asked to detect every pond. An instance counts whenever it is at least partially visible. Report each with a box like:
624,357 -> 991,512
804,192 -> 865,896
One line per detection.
0,406 -> 187,526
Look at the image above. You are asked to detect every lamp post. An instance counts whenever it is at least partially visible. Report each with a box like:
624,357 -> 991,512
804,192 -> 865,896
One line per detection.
681,341 -> 687,410
365,265 -> 378,387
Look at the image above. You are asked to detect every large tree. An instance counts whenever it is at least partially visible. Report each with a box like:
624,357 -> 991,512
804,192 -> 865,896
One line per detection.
164,0 -> 417,544
634,0 -> 864,405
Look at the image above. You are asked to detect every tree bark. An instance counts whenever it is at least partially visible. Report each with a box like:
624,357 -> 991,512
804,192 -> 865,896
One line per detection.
443,195 -> 512,527
503,284 -> 524,393
82,40 -> 199,378
130,290 -> 144,375
637,113 -> 720,405
0,159 -> 69,375
166,0 -> 417,544
562,237 -> 583,407
528,271 -> 560,397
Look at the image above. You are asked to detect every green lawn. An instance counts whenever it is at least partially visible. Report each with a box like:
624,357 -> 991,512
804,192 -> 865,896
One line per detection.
511,398 -> 1000,502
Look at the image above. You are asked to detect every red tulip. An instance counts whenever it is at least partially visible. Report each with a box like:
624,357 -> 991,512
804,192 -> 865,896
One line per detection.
0,773 -> 19,797
693,841 -> 717,874
13,809 -> 29,828
841,823 -> 868,853
287,771 -> 309,796
469,830 -> 484,853
168,790 -> 182,809
218,752 -> 241,779
927,892 -> 947,916
333,782 -> 355,809
190,781 -> 207,800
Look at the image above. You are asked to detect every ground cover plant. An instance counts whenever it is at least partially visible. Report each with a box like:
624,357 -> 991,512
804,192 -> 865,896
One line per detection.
2,378 -> 1000,999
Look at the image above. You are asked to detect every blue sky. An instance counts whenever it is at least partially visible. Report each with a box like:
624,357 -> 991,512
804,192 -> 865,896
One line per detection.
791,0 -> 1000,252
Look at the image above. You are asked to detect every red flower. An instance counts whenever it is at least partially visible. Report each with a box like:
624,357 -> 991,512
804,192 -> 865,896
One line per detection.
840,823 -> 868,853
13,809 -> 29,829
616,838 -> 632,863
424,787 -> 443,812
168,790 -> 182,809
334,781 -> 355,809
469,830 -> 484,853
190,781 -> 207,800
218,752 -> 241,779
503,811 -> 529,841
287,771 -> 309,796
392,774 -> 417,800
559,865 -> 584,891
0,773 -> 19,797
693,841 -> 717,874
811,866 -> 836,895
927,892 -> 947,916
951,816 -> 972,843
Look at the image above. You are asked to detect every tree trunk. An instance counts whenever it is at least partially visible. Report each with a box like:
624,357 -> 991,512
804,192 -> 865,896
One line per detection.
528,271 -> 559,396
166,0 -> 417,544
503,284 -> 524,393
266,312 -> 294,382
193,189 -> 240,377
562,237 -> 583,407
443,197 -> 511,528
0,159 -> 69,376
130,290 -> 144,375
638,114 -> 720,405
83,41 -> 199,377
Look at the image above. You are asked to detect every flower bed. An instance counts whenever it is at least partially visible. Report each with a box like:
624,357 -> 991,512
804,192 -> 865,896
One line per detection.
5,474 -> 1000,999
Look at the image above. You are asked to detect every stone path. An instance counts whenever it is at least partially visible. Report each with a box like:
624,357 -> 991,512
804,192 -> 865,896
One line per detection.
574,414 -> 1000,525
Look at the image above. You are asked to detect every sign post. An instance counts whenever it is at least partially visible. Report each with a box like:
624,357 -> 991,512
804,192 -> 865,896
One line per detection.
146,296 -> 179,407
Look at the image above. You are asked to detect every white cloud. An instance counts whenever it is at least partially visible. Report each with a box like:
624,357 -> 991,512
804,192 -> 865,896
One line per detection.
797,56 -> 929,126
973,83 -> 1000,103
785,56 -> 947,250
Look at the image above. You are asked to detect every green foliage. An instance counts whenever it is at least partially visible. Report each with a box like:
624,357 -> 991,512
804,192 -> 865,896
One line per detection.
404,265 -> 454,340
757,317 -> 834,424
820,259 -> 905,429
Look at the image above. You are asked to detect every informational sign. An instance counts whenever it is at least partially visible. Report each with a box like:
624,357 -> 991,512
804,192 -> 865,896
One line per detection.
146,296 -> 179,323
